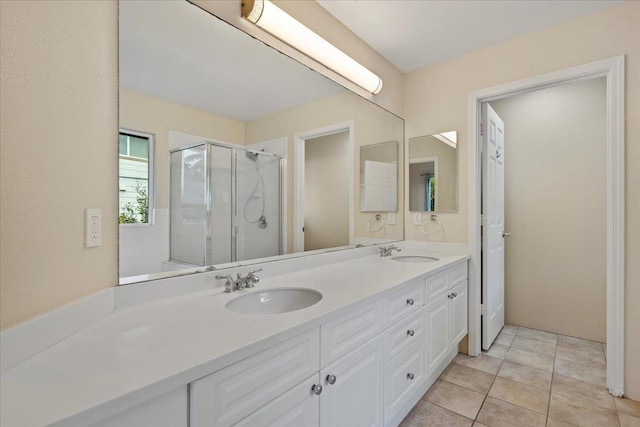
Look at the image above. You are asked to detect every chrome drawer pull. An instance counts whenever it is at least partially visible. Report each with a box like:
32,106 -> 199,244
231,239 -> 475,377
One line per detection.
407,373 -> 415,380
311,384 -> 323,395
326,374 -> 337,385
407,329 -> 415,337
406,298 -> 414,306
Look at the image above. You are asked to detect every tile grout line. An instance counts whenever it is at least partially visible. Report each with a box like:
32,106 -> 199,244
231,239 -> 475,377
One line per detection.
545,333 -> 558,427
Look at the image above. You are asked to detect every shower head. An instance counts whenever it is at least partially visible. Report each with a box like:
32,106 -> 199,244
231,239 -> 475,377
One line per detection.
245,151 -> 259,161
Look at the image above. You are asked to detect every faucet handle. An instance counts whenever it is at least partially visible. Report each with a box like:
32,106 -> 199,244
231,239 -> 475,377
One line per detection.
246,268 -> 263,287
216,274 -> 235,293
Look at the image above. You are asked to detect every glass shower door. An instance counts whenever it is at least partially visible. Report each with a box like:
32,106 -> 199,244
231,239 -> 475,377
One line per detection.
234,150 -> 282,262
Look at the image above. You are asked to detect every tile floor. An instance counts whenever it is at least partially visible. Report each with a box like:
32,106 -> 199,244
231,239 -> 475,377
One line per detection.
400,325 -> 640,427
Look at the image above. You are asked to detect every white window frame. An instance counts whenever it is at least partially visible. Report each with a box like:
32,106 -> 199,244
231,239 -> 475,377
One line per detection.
119,128 -> 155,225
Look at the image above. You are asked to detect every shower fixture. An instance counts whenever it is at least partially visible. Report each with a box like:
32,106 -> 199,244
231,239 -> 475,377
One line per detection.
243,149 -> 268,229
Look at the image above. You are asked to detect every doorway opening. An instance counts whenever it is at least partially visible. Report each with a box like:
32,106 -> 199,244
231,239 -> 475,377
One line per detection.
293,121 -> 354,253
468,56 -> 625,395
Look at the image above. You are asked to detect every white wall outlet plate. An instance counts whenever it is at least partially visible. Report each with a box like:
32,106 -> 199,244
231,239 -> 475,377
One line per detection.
412,212 -> 423,226
85,208 -> 102,247
387,212 -> 396,225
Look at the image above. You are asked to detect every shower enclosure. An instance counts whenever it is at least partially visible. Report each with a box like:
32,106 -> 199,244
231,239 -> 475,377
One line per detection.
170,141 -> 283,266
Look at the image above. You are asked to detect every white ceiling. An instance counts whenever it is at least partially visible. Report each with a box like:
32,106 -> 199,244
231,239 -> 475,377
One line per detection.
317,0 -> 625,73
119,1 -> 344,122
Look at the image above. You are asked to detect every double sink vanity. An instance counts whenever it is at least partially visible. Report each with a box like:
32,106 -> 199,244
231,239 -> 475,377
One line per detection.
0,242 -> 468,427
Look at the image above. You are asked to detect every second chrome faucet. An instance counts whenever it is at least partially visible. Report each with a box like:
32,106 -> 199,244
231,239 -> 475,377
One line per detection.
216,268 -> 262,293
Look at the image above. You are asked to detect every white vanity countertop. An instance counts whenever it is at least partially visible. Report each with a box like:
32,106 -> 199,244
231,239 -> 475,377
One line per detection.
0,243 -> 468,427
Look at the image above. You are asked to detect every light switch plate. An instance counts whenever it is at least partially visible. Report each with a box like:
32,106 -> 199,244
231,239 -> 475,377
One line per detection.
387,212 -> 396,225
412,212 -> 423,226
85,208 -> 102,247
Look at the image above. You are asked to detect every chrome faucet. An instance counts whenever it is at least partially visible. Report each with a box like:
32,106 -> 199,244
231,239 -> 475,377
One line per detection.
217,268 -> 262,293
379,245 -> 402,257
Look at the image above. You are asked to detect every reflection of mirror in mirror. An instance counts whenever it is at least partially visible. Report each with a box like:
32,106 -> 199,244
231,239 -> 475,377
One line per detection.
409,132 -> 457,212
118,1 -> 404,283
360,141 -> 399,212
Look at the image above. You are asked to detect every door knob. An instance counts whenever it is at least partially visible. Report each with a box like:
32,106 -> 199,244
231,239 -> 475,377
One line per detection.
326,374 -> 337,385
311,384 -> 323,395
407,373 -> 415,380
406,298 -> 414,305
407,329 -> 415,337
501,231 -> 511,238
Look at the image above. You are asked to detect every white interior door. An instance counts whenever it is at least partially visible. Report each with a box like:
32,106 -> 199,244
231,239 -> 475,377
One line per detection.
482,103 -> 506,350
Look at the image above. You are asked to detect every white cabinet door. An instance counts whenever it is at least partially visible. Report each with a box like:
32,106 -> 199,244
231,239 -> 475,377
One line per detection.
449,281 -> 468,347
426,293 -> 449,374
320,335 -> 384,427
235,375 -> 320,427
384,340 -> 427,425
190,329 -> 319,427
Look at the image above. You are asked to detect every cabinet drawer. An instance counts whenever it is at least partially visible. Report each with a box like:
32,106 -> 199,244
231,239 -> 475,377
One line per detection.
386,280 -> 425,325
451,262 -> 468,286
426,269 -> 450,301
384,307 -> 425,362
321,299 -> 385,366
190,328 -> 320,427
384,339 -> 427,424
234,374 -> 319,427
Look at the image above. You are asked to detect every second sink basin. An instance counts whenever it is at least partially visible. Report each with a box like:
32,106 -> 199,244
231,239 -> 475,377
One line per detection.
391,255 -> 439,263
225,288 -> 323,315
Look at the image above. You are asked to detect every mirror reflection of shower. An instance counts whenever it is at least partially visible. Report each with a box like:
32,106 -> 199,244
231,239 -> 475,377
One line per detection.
169,141 -> 283,266
244,150 -> 268,230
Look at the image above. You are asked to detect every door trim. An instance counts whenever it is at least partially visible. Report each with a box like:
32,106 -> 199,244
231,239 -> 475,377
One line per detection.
293,121 -> 355,253
467,56 -> 625,396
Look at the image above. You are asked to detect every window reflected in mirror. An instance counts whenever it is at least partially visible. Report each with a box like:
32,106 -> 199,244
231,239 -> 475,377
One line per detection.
409,132 -> 457,212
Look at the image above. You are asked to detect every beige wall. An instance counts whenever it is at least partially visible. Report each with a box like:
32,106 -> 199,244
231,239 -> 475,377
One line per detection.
246,91 -> 405,251
403,1 -> 640,399
0,1 -> 118,329
190,0 -> 403,117
304,132 -> 350,251
491,78 -> 606,342
119,89 -> 245,209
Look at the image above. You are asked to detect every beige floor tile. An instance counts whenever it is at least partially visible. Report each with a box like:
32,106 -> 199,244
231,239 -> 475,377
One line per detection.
402,401 -> 473,427
482,343 -> 510,360
488,376 -> 549,414
555,344 -> 606,368
554,358 -> 606,387
511,336 -> 556,357
557,335 -> 605,353
443,363 -> 496,394
473,423 -> 490,427
551,374 -> 615,410
497,360 -> 552,390
545,417 -> 577,427
617,397 -> 640,417
505,347 -> 555,372
455,353 -> 503,375
476,396 -> 546,427
619,413 -> 640,427
548,393 -> 619,427
503,324 -> 519,334
516,327 -> 558,345
425,380 -> 486,419
495,332 -> 515,346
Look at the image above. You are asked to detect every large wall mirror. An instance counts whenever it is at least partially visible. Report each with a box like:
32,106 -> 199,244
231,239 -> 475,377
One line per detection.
409,132 -> 458,212
118,0 -> 404,283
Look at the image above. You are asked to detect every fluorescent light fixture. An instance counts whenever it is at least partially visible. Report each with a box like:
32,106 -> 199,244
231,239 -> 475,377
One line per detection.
433,131 -> 457,149
241,0 -> 383,95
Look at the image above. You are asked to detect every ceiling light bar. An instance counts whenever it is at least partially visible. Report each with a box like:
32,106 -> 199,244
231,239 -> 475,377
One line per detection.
241,0 -> 383,95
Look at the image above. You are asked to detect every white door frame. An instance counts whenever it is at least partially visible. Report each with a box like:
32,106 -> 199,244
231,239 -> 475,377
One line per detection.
293,121 -> 355,253
467,56 -> 625,396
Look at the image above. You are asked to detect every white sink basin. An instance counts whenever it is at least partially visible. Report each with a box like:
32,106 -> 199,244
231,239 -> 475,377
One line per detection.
391,255 -> 439,263
226,288 -> 323,315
